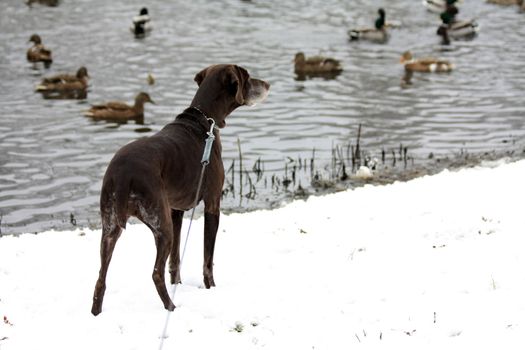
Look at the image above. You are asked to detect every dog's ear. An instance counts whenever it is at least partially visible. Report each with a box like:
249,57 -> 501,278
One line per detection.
194,67 -> 208,86
229,65 -> 249,105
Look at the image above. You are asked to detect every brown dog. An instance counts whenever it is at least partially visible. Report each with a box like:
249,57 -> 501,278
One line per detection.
91,65 -> 269,315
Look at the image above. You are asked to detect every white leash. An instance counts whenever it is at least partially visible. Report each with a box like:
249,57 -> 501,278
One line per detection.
158,116 -> 216,349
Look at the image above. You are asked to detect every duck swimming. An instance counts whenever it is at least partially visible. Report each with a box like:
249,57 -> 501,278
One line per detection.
400,51 -> 454,73
486,0 -> 519,5
84,92 -> 155,124
131,7 -> 152,37
437,19 -> 479,44
436,0 -> 478,44
423,0 -> 463,13
348,8 -> 389,43
26,0 -> 59,6
147,73 -> 155,85
294,52 -> 343,79
27,34 -> 52,67
35,66 -> 89,99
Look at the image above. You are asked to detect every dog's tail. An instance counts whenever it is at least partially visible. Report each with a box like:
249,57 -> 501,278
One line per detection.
101,174 -> 130,230
114,176 -> 131,229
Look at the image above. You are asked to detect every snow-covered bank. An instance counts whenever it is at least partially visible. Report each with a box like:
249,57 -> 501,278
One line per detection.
1,159 -> 525,349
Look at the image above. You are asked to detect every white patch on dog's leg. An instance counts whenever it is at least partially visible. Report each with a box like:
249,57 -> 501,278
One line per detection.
137,202 -> 161,230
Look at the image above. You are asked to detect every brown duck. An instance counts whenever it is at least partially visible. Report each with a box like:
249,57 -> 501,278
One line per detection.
84,92 -> 155,123
294,52 -> 343,77
400,51 -> 454,73
27,34 -> 52,67
26,0 -> 60,6
36,66 -> 89,93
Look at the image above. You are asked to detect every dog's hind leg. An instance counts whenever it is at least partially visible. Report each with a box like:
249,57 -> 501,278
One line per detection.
91,222 -> 123,316
169,209 -> 184,284
143,204 -> 176,311
203,211 -> 219,289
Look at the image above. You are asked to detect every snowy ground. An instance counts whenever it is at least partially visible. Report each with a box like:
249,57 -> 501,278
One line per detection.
1,159 -> 525,350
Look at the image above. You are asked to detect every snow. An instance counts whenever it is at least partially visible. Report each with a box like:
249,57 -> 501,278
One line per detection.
1,159 -> 525,349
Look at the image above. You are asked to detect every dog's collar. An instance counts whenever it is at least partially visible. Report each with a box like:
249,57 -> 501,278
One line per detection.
178,107 -> 218,133
189,106 -> 218,130
190,106 -> 209,120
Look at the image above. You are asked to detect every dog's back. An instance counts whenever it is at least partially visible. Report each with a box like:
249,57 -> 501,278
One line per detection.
100,111 -> 220,230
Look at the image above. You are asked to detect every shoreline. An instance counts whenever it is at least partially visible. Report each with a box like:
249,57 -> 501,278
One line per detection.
1,145 -> 524,236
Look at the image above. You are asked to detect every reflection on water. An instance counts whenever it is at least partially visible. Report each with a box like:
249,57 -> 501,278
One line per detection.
1,0 -> 524,234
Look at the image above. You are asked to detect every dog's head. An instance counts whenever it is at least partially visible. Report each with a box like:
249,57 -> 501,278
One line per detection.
193,64 -> 270,128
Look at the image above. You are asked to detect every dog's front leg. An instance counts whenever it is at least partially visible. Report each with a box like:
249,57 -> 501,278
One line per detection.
169,209 -> 184,284
203,211 -> 219,288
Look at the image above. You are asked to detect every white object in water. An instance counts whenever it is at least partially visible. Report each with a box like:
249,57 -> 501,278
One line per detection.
355,166 -> 373,180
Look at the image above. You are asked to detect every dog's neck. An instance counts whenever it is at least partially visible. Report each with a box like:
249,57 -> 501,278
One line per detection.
190,88 -> 238,128
178,107 -> 219,133
190,106 -> 211,121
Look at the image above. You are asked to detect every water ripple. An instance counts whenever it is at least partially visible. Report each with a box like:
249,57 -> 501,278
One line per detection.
1,0 -> 524,234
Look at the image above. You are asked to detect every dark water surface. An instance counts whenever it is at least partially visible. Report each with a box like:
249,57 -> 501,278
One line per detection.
1,0 -> 524,234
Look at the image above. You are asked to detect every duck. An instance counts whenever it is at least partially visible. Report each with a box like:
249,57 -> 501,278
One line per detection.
448,19 -> 479,38
84,92 -> 155,123
348,8 -> 390,43
437,18 -> 479,44
26,0 -> 59,6
294,52 -> 343,78
486,0 -> 519,5
433,0 -> 478,43
27,34 -> 52,67
131,7 -> 152,37
423,0 -> 462,13
35,67 -> 89,98
147,73 -> 155,85
400,51 -> 454,73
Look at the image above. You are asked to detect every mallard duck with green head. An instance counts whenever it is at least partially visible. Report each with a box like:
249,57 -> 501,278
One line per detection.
348,8 -> 390,43
131,7 -> 152,37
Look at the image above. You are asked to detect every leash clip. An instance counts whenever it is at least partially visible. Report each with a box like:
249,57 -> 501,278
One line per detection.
201,118 -> 216,165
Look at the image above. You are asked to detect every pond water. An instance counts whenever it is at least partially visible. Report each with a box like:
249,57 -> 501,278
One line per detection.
1,0 -> 524,235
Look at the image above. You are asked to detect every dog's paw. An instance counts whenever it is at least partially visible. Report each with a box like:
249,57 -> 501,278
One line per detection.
170,273 -> 181,285
203,276 -> 216,289
91,303 -> 102,316
165,302 -> 176,312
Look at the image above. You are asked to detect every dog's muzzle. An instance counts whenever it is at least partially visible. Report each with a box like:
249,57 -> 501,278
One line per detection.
245,79 -> 270,106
